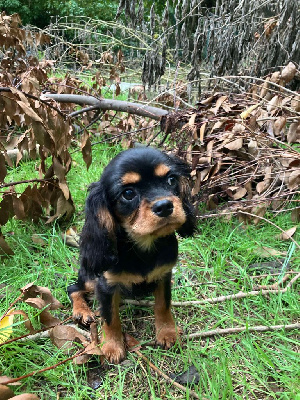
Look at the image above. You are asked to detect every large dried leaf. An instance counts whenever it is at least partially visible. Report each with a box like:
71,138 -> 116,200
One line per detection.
0,235 -> 13,256
288,170 -> 300,190
0,384 -> 14,400
253,246 -> 287,258
49,325 -> 88,351
281,62 -> 297,83
224,137 -> 243,151
21,283 -> 63,310
278,226 -> 297,240
287,122 -> 300,144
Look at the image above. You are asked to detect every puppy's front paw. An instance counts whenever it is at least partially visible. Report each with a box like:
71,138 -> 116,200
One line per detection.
101,338 -> 126,364
72,304 -> 95,325
156,325 -> 182,349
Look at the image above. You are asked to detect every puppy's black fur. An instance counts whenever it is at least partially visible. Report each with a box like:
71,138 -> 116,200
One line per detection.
68,147 -> 196,363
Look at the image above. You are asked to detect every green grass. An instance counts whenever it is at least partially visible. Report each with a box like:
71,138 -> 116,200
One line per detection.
0,142 -> 299,400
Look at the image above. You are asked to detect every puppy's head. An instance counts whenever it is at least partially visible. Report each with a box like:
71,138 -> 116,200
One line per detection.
80,148 -> 196,274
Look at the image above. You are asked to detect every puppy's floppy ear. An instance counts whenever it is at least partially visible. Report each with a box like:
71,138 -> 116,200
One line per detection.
80,181 -> 118,277
168,154 -> 197,237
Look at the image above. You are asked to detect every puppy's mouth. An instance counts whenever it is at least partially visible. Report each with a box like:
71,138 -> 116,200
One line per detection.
121,197 -> 186,249
146,218 -> 182,236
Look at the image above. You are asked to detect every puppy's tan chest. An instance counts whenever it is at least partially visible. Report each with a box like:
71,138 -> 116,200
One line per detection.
103,263 -> 175,287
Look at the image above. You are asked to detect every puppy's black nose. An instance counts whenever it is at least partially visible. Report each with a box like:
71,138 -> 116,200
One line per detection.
152,199 -> 174,218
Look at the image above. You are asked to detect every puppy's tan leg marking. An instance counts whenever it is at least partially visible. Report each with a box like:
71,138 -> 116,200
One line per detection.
101,291 -> 126,364
70,291 -> 95,324
154,281 -> 182,349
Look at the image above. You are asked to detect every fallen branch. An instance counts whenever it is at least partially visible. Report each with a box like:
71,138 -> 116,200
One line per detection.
42,93 -> 168,120
123,272 -> 300,307
187,322 -> 300,340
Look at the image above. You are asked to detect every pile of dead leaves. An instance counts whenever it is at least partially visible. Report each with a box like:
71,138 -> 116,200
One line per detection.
160,62 -> 300,222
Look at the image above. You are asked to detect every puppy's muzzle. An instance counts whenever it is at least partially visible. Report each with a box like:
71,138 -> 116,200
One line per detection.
152,199 -> 174,218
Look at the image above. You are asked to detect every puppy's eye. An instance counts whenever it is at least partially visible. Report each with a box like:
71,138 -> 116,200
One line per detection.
167,175 -> 177,186
122,188 -> 136,201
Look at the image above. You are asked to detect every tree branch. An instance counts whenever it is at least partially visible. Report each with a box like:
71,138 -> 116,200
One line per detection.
187,322 -> 300,339
123,272 -> 300,307
42,93 -> 168,120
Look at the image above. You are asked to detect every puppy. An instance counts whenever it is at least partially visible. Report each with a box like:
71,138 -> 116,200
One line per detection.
68,147 -> 196,363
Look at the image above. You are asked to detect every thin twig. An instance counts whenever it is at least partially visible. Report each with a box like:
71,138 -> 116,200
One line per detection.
0,348 -> 87,385
123,272 -> 300,307
0,178 -> 55,189
0,317 -> 73,346
69,104 -> 100,117
257,273 -> 291,289
187,322 -> 300,340
238,211 -> 300,250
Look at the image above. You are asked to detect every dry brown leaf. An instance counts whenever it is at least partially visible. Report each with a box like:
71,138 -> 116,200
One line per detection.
250,204 -> 268,225
16,101 -> 43,123
9,310 -> 35,334
253,246 -> 287,258
199,122 -> 206,143
49,325 -> 88,351
232,123 -> 245,134
291,208 -> 300,222
8,395 -> 39,400
288,170 -> 300,190
256,166 -> 272,194
278,226 -> 297,240
21,283 -> 63,310
74,340 -> 103,365
0,376 -> 20,386
267,95 -> 280,114
224,138 -> 243,151
226,186 -> 247,200
287,122 -> 300,144
39,310 -> 61,328
260,77 -> 270,98
0,384 -> 14,400
273,116 -> 286,137
124,333 -> 141,351
291,95 -> 300,112
210,95 -> 227,115
281,62 -> 297,83
269,71 -> 280,83
0,235 -> 13,256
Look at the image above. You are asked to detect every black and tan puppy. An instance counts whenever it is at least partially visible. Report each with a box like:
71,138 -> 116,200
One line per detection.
68,147 -> 196,363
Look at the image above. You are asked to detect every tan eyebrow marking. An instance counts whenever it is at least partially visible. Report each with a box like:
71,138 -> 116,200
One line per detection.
121,171 -> 141,185
154,163 -> 170,177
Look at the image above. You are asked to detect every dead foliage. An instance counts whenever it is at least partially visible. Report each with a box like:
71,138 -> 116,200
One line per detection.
0,14 -> 127,254
159,67 -> 300,221
0,13 -> 299,257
